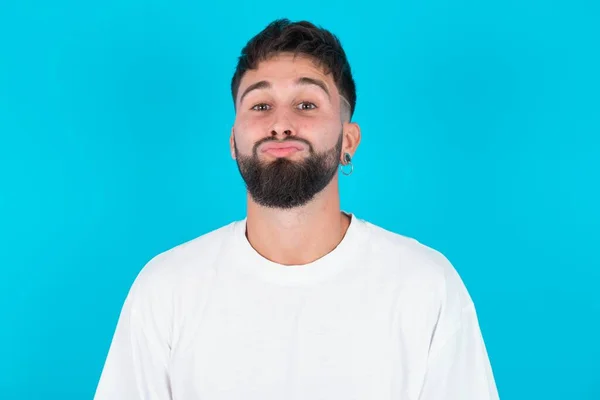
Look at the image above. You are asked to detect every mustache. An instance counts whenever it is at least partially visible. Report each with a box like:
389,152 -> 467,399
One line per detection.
252,136 -> 314,155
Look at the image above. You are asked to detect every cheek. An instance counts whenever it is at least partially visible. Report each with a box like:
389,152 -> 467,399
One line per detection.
235,113 -> 269,134
234,118 -> 264,152
299,119 -> 341,147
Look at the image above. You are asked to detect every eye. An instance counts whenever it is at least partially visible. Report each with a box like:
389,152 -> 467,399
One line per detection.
251,103 -> 271,111
297,102 -> 317,111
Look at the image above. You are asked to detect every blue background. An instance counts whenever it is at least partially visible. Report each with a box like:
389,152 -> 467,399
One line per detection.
1,1 -> 598,398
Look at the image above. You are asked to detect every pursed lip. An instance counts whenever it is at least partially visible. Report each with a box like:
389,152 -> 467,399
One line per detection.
260,141 -> 306,153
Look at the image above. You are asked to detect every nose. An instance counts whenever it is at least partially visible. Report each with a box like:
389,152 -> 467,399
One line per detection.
271,129 -> 292,137
269,111 -> 295,138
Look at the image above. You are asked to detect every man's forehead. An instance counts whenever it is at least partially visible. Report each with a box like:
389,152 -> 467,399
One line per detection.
240,54 -> 335,89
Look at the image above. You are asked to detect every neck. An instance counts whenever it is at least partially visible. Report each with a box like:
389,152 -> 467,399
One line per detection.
245,183 -> 351,266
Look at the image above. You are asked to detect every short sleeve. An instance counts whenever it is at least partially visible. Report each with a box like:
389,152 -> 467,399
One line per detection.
417,302 -> 499,400
94,259 -> 173,400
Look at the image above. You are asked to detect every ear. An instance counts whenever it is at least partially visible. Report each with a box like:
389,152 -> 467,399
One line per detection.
229,128 -> 236,160
341,121 -> 361,161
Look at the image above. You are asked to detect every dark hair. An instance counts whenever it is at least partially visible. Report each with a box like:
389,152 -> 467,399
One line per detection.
231,19 -> 356,119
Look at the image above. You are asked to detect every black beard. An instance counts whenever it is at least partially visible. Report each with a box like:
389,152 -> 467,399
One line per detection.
234,133 -> 343,209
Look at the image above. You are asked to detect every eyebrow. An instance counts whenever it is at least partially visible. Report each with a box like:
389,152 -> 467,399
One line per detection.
239,80 -> 271,104
238,77 -> 331,104
297,77 -> 330,99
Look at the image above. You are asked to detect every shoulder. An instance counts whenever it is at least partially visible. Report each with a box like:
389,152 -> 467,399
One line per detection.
357,218 -> 474,309
129,220 -> 239,297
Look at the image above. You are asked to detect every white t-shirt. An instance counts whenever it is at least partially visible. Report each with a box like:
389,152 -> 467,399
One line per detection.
94,214 -> 499,400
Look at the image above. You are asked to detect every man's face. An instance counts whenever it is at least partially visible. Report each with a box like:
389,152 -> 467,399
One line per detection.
231,53 -> 348,209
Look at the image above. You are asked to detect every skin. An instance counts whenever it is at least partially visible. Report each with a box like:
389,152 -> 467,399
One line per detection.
230,52 -> 361,266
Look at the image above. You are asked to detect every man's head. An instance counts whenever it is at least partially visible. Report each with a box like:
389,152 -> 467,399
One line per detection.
229,19 -> 361,209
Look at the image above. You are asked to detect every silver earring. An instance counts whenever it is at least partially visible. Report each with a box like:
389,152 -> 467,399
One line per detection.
340,152 -> 353,176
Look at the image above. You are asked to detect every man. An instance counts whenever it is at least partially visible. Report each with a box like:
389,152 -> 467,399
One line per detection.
94,19 -> 499,400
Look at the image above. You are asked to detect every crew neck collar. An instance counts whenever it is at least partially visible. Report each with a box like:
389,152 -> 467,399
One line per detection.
232,212 -> 365,286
